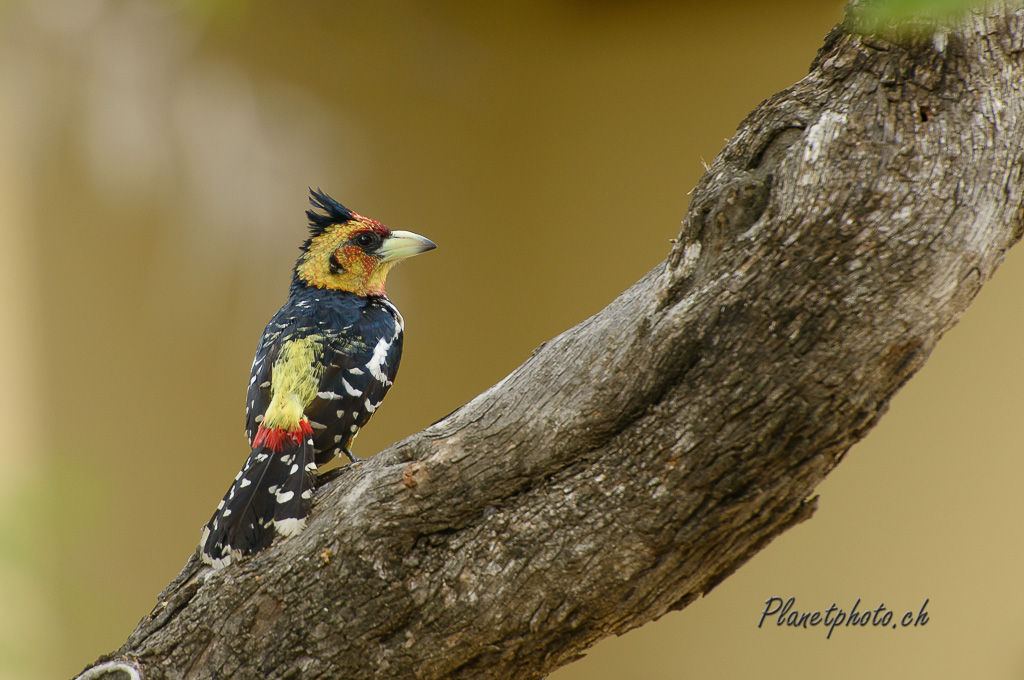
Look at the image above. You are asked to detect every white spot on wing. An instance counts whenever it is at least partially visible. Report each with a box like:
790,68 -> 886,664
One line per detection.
367,337 -> 391,382
380,298 -> 405,331
273,517 -> 306,536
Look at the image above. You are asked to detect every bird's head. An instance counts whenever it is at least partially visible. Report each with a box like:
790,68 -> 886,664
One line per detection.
294,189 -> 436,296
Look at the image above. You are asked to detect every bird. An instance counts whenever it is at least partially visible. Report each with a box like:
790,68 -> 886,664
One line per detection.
199,189 -> 436,568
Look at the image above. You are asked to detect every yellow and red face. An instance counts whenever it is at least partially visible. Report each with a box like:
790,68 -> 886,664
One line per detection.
296,214 -> 435,296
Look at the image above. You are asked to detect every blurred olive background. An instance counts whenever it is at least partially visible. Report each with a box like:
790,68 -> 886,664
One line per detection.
2,0 -> 1022,678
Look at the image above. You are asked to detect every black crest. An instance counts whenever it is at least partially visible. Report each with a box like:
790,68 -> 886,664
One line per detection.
306,188 -> 356,236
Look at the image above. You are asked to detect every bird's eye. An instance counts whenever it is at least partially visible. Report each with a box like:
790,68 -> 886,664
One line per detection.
353,231 -> 380,251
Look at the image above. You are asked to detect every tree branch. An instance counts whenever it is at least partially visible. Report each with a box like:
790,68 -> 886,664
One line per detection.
80,3 -> 1024,678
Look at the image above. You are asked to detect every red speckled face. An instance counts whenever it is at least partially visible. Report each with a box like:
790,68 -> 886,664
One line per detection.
296,215 -> 434,296
297,215 -> 393,295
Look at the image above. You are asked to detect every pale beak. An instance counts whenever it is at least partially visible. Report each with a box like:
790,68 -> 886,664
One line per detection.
377,230 -> 437,262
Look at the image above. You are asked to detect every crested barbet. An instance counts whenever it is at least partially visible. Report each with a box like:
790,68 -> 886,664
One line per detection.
200,189 -> 436,568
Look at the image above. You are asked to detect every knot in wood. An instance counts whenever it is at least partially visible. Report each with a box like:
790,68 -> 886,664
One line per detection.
402,462 -> 429,490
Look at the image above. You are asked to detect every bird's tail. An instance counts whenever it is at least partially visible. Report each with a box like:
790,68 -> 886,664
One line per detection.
200,421 -> 317,568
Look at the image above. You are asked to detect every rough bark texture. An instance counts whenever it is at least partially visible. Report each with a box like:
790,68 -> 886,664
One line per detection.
79,3 -> 1024,679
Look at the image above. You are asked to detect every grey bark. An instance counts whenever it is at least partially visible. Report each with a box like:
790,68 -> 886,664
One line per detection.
78,3 -> 1024,679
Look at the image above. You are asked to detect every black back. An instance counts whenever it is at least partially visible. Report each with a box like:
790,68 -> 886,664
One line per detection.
244,286 -> 404,465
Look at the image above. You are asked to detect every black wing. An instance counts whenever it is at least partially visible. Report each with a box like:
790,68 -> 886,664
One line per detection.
306,299 -> 404,464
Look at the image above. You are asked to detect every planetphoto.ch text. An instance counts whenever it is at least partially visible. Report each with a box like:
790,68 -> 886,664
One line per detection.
757,596 -> 930,639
